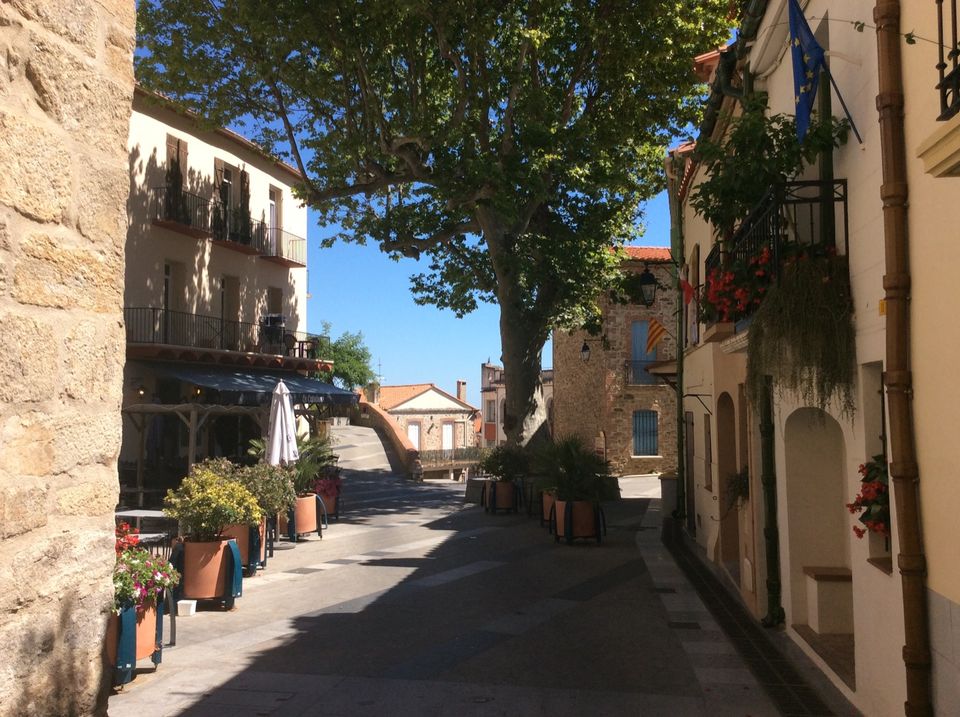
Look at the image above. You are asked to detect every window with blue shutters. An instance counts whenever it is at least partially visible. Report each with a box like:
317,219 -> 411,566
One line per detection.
633,410 -> 659,456
630,321 -> 658,384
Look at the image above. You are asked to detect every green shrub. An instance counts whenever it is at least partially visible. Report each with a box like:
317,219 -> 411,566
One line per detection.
479,443 -> 529,482
164,459 -> 262,542
236,462 -> 297,516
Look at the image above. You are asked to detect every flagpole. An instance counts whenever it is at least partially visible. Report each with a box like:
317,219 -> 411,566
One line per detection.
824,63 -> 863,144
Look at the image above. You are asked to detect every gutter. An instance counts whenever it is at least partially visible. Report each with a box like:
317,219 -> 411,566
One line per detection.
873,2 -> 933,714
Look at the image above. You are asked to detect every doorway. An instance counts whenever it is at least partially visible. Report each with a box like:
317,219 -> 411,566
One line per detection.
716,393 -> 740,583
406,422 -> 421,450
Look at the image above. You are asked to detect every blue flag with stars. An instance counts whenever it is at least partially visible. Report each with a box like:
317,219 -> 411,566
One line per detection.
788,0 -> 826,142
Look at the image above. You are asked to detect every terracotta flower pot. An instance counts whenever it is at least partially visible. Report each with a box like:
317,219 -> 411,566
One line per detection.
222,523 -> 252,565
485,480 -> 517,513
554,500 -> 600,543
294,494 -> 318,533
318,492 -> 337,517
134,604 -> 158,660
181,538 -> 232,599
541,491 -> 556,526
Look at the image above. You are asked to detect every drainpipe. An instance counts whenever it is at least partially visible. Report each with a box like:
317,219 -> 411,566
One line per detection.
759,376 -> 784,626
666,156 -> 686,525
874,3 -> 933,715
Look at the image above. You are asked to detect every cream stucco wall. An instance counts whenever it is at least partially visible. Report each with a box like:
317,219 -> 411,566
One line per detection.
126,94 -> 308,332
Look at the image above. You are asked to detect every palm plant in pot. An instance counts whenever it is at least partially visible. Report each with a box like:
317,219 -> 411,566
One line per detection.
288,434 -> 338,538
164,459 -> 262,600
478,443 -> 528,514
543,436 -> 611,544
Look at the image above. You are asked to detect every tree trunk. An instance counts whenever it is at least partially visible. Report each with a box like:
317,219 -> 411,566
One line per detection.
479,206 -> 549,446
499,305 -> 548,445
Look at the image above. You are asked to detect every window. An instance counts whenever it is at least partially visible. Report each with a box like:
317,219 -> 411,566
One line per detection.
485,399 -> 496,423
633,410 -> 658,456
267,287 -> 283,315
630,321 -> 658,384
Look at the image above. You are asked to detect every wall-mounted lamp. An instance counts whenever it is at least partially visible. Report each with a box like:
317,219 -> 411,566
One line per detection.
580,336 -> 606,362
638,265 -> 658,307
137,384 -> 146,399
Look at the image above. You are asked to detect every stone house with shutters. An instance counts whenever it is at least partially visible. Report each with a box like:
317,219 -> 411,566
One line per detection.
479,363 -> 554,447
551,247 -> 678,476
376,382 -> 479,455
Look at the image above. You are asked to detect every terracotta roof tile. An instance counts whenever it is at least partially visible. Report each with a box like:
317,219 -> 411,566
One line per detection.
623,246 -> 673,262
378,384 -> 433,410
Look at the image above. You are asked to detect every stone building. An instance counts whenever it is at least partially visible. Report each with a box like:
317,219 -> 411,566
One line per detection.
377,382 -> 479,454
552,247 -> 677,476
0,2 -> 135,715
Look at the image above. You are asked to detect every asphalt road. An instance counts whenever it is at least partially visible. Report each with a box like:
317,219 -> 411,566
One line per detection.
108,426 -> 779,717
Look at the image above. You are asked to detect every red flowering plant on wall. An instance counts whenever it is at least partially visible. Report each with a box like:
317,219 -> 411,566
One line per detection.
846,454 -> 890,539
699,247 -> 773,324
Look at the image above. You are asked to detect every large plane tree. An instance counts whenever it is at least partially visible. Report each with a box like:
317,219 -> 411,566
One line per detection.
137,1 -> 730,444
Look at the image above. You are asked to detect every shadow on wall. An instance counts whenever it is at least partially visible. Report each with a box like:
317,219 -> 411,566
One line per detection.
7,597 -> 112,717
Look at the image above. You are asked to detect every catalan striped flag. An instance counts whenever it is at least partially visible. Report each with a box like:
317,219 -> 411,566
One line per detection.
645,318 -> 668,355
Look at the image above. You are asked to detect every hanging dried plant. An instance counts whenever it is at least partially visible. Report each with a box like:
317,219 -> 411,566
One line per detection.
746,249 -> 856,416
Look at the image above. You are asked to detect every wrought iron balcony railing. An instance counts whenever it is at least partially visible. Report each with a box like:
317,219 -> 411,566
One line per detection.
938,0 -> 960,120
150,187 -> 306,265
706,179 -> 848,279
151,186 -> 214,235
124,306 -> 328,358
625,359 -> 661,386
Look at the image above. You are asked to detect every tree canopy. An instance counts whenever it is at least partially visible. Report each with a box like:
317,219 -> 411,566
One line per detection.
137,0 -> 731,443
316,322 -> 375,390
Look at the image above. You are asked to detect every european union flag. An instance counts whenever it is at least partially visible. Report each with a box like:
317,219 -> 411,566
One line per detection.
788,0 -> 826,143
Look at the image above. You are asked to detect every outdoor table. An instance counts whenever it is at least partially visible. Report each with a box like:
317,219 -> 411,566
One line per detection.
115,509 -> 166,530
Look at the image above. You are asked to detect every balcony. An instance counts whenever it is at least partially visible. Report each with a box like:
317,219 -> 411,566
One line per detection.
150,187 -> 214,238
938,0 -> 960,120
150,186 -> 306,266
259,227 -> 307,268
702,179 -> 848,324
124,306 -> 330,369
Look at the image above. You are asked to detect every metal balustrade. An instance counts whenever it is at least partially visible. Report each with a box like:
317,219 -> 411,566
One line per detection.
124,307 -> 328,357
938,0 -> 960,120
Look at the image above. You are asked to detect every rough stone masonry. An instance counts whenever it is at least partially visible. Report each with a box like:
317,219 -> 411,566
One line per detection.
0,1 -> 135,715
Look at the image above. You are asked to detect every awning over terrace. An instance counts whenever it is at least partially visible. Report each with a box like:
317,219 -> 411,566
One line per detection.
148,363 -> 359,406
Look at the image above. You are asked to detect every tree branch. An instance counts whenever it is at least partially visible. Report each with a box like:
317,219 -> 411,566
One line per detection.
382,219 -> 480,258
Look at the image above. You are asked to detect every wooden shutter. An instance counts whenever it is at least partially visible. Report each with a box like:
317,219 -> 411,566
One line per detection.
165,134 -> 178,168
177,139 -> 188,174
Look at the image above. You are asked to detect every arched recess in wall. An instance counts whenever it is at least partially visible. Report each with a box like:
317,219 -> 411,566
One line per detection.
783,407 -> 850,630
716,392 -> 741,583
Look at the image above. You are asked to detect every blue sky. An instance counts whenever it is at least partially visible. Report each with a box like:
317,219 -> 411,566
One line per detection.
305,191 -> 672,408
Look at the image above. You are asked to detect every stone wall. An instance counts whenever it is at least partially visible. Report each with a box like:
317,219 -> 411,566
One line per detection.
390,410 -> 478,453
553,261 -> 678,475
0,2 -> 134,715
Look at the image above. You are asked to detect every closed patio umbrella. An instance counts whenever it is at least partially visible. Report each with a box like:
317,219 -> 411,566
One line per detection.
266,380 -> 299,466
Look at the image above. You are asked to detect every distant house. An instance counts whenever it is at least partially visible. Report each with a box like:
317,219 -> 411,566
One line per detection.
376,381 -> 479,454
479,363 -> 554,447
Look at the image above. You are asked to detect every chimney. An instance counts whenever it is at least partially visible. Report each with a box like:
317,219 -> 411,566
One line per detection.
456,380 -> 467,403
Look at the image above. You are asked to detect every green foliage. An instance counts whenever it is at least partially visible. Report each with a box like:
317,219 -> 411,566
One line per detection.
746,251 -> 856,416
536,436 -> 610,503
290,435 -> 339,494
164,459 -> 263,541
479,443 -> 529,483
135,0 -> 733,443
236,462 -> 297,516
114,547 -> 180,614
690,94 -> 849,236
316,322 -> 375,390
724,467 -> 750,513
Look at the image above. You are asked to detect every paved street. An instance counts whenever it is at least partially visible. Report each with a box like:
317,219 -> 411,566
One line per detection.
109,426 -> 779,717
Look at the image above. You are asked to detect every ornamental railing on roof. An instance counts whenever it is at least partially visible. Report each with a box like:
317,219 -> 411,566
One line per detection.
937,0 -> 960,120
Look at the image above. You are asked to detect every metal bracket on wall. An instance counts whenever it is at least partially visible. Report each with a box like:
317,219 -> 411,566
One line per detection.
682,393 -> 713,415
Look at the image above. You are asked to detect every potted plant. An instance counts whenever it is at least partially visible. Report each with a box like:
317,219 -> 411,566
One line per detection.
478,443 -> 527,514
285,434 -> 338,538
233,461 -> 297,571
106,523 -> 180,685
847,454 -> 890,539
164,459 -> 262,599
313,463 -> 342,521
544,436 -> 610,544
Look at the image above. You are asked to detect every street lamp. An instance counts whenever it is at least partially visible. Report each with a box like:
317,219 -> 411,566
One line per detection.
580,341 -> 591,362
638,265 -> 658,307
